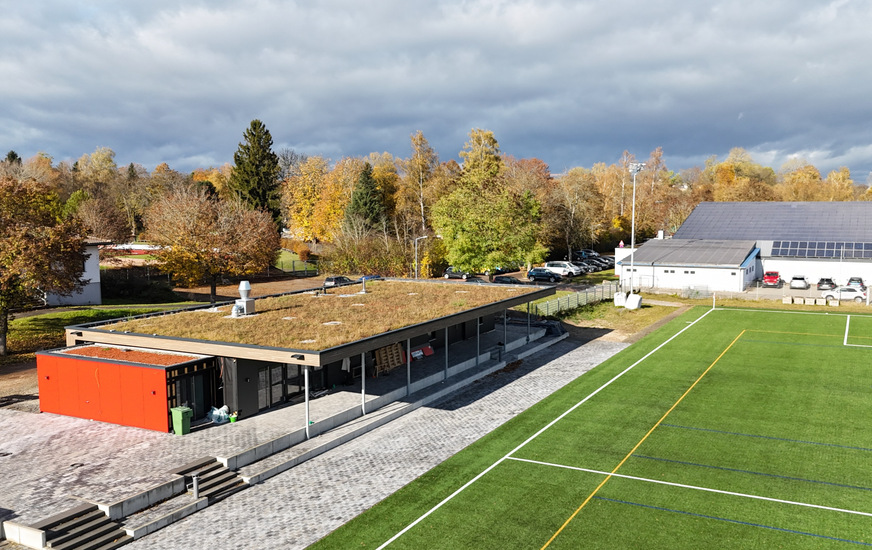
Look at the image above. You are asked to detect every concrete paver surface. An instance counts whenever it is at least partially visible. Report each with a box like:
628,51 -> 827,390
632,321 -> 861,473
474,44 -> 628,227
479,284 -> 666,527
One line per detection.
123,337 -> 626,549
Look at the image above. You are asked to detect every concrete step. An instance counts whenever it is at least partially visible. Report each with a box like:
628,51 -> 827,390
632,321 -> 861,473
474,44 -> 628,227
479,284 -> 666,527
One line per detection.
89,535 -> 132,550
48,520 -> 124,550
45,515 -> 111,547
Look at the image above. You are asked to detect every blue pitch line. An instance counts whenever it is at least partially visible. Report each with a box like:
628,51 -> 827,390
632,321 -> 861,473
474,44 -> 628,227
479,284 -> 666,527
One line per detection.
592,496 -> 872,546
661,424 -> 872,453
632,454 -> 872,492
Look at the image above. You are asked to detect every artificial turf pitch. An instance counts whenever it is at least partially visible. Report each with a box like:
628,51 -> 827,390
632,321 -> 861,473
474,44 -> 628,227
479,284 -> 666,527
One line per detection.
312,307 -> 872,549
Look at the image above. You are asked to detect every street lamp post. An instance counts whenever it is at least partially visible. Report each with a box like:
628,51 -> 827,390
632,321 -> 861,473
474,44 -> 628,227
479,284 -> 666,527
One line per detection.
627,162 -> 646,295
414,236 -> 428,279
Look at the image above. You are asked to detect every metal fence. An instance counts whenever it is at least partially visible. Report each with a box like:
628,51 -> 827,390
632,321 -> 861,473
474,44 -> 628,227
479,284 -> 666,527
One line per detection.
531,281 -> 620,317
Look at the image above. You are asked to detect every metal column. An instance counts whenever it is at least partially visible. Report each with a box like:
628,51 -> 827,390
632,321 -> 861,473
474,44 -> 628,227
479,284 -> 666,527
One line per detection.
406,338 -> 411,396
444,326 -> 449,380
304,367 -> 310,439
476,317 -> 480,368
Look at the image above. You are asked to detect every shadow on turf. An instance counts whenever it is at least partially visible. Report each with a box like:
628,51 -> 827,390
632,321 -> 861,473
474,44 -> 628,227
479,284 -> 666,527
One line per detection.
424,328 -> 611,412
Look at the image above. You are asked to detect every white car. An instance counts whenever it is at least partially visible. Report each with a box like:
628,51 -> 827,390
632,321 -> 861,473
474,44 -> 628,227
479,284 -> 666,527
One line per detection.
822,286 -> 867,303
789,276 -> 810,290
543,261 -> 581,278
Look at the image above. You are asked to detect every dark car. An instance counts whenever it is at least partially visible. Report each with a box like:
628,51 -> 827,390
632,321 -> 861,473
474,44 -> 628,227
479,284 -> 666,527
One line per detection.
324,276 -> 354,287
847,277 -> 866,290
816,278 -> 836,290
443,267 -> 472,280
493,275 -> 524,285
527,267 -> 559,283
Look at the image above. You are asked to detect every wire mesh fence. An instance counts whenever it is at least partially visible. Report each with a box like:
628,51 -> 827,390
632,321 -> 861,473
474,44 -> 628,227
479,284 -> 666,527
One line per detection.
531,281 -> 620,317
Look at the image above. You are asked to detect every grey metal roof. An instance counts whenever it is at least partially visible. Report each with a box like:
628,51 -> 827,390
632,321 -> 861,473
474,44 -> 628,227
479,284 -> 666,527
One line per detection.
620,239 -> 758,268
673,202 -> 872,241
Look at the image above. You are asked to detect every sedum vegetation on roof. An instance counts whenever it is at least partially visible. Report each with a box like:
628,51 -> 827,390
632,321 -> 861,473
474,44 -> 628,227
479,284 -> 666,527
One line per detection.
101,280 -> 538,351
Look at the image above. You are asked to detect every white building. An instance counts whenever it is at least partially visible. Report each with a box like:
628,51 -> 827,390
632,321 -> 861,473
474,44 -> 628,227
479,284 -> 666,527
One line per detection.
45,239 -> 108,306
618,202 -> 872,293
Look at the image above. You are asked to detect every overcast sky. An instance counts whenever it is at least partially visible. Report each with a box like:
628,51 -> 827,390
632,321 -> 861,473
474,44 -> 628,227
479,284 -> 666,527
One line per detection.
3,0 -> 871,181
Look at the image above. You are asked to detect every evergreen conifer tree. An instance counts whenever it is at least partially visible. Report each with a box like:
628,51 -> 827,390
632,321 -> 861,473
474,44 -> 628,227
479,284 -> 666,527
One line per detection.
229,119 -> 281,226
344,162 -> 385,231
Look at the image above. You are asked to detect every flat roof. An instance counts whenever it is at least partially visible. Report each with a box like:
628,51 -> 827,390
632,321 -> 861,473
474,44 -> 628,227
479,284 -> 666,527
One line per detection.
65,280 -> 554,367
620,239 -> 757,268
674,202 -> 872,241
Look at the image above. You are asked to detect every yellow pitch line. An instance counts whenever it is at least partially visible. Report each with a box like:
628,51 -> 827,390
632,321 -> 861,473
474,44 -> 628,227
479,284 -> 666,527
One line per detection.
540,329 -> 747,550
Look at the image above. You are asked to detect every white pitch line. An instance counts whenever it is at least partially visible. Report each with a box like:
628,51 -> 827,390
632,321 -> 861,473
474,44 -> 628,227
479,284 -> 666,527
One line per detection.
507,456 -> 872,519
844,315 -> 851,346
375,307 -> 717,549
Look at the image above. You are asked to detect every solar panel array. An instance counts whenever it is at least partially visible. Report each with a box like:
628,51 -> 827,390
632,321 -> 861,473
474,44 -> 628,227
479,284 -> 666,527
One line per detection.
770,241 -> 872,259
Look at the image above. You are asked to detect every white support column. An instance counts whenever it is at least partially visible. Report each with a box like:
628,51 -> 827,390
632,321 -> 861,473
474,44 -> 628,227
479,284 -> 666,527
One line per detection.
360,352 -> 366,415
304,367 -> 310,439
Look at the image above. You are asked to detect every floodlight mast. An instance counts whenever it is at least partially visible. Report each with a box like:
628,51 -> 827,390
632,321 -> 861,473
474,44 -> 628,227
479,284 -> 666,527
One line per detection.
628,162 -> 646,294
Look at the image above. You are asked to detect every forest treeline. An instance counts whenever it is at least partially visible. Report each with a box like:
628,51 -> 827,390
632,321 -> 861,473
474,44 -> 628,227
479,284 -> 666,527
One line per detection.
2,123 -> 867,280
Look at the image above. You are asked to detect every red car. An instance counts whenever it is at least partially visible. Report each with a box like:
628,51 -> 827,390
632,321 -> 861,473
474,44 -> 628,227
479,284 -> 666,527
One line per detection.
763,271 -> 782,287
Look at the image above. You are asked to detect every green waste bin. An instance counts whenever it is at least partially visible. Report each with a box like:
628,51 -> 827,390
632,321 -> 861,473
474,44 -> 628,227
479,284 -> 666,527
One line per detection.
171,406 -> 193,435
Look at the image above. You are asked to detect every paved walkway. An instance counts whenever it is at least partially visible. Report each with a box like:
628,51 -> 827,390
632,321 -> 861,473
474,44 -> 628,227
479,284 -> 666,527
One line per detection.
125,336 -> 627,549
0,332 -> 627,549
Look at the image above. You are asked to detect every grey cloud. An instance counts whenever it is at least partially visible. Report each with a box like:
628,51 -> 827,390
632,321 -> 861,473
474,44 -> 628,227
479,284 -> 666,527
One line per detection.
2,0 -> 871,180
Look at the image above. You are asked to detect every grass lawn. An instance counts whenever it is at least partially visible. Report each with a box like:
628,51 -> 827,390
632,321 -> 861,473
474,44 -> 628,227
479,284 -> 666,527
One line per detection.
275,249 -> 318,272
312,306 -> 872,548
2,307 -> 174,366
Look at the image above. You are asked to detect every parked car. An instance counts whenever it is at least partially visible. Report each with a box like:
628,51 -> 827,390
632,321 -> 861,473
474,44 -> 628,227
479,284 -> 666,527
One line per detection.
543,261 -> 580,278
357,274 -> 383,282
577,259 -> 602,272
789,276 -> 810,290
575,249 -> 600,259
324,276 -> 354,287
822,286 -> 867,303
527,267 -> 560,283
763,271 -> 782,287
493,275 -> 524,285
443,267 -> 472,280
816,278 -> 836,290
846,277 -> 866,290
568,260 -> 594,274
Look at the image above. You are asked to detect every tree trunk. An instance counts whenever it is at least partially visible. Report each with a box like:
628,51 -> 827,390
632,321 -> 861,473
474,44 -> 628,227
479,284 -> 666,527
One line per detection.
0,307 -> 8,356
210,275 -> 218,304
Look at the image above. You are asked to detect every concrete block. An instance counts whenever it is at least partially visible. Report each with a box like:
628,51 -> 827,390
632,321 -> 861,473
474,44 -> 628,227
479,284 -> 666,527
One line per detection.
804,297 -> 816,305
3,522 -> 45,548
816,298 -> 826,305
829,300 -> 840,306
783,296 -> 792,304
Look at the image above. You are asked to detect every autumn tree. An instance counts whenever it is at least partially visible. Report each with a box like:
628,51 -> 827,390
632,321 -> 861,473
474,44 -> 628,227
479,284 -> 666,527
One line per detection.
75,194 -> 130,243
75,147 -> 118,196
228,119 -> 281,226
434,131 -> 545,273
283,155 -> 329,241
459,128 -> 503,188
145,186 -> 280,302
398,131 -> 439,233
549,168 -> 601,258
823,167 -> 855,201
0,178 -> 87,355
277,148 -> 309,182
777,160 -> 823,201
310,157 -> 362,242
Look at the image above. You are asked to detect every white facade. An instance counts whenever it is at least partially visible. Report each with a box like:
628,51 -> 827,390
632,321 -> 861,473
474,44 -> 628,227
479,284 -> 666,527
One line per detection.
621,263 -> 755,293
760,257 -> 872,288
46,244 -> 103,306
